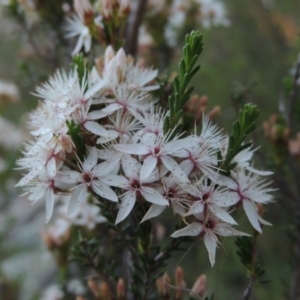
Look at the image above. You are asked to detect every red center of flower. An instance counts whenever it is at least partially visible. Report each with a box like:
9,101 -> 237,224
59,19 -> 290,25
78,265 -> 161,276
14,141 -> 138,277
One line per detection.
131,179 -> 141,190
204,219 -> 215,230
202,192 -> 210,202
83,173 -> 92,183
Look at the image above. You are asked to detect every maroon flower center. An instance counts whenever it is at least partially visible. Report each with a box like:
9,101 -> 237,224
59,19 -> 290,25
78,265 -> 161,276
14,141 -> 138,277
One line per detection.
202,192 -> 210,202
83,173 -> 93,183
131,179 -> 141,190
204,219 -> 215,230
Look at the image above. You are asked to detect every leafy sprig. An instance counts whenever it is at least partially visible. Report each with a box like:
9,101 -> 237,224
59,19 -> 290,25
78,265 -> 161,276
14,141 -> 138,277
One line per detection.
222,103 -> 260,172
164,31 -> 203,135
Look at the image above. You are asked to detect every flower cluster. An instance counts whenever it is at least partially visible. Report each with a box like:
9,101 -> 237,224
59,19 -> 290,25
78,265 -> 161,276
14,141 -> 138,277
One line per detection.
16,46 -> 273,266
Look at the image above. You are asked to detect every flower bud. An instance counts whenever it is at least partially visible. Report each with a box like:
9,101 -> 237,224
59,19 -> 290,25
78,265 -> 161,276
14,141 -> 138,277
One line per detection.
118,0 -> 130,16
208,106 -> 221,119
74,0 -> 93,19
190,274 -> 206,297
100,282 -> 113,299
117,278 -> 126,299
156,273 -> 171,298
88,278 -> 101,297
175,267 -> 186,300
76,297 -> 87,300
105,46 -> 115,67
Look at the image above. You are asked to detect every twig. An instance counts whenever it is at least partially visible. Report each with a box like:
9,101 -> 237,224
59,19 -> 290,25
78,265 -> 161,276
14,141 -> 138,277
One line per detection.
125,0 -> 148,57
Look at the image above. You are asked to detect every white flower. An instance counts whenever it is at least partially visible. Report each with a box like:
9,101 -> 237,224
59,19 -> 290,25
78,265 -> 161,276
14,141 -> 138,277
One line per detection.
58,147 -> 119,214
141,174 -> 190,222
65,15 -> 92,56
171,213 -> 249,266
114,129 -> 189,183
217,168 -> 274,233
184,176 -> 238,225
41,284 -> 64,300
104,154 -> 168,224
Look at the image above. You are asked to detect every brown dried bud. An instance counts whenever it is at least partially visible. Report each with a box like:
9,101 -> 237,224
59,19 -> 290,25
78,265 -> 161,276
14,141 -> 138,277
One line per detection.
191,274 -> 206,297
175,267 -> 186,300
100,282 -> 113,300
288,133 -> 300,158
156,273 -> 171,298
76,297 -> 87,300
88,278 -> 101,298
117,278 -> 126,300
175,267 -> 184,285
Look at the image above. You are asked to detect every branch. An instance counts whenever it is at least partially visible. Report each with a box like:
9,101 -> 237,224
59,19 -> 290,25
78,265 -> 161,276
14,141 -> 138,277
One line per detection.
125,0 -> 148,57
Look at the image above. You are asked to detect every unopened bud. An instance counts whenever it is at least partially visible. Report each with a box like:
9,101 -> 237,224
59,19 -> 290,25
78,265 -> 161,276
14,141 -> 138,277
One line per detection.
118,0 -> 130,15
200,95 -> 208,107
156,273 -> 171,298
207,106 -> 221,119
117,278 -> 126,299
74,0 -> 93,18
88,278 -> 101,297
175,267 -> 184,285
76,297 -> 87,300
100,282 -> 113,299
283,127 -> 290,141
175,267 -> 186,300
105,45 -> 115,67
263,121 -> 270,139
191,274 -> 206,297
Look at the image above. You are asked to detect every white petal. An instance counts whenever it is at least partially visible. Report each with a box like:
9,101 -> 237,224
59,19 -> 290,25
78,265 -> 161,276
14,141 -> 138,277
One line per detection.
160,155 -> 189,184
203,234 -> 217,267
185,201 -> 204,216
57,171 -> 80,184
171,222 -> 203,238
72,34 -> 84,56
179,159 -> 195,176
84,121 -> 109,136
121,155 -> 140,178
214,191 -> 240,207
142,189 -> 169,205
45,188 -> 54,223
114,144 -> 149,155
116,192 -> 136,224
93,159 -> 119,177
68,185 -> 88,215
88,110 -> 107,120
246,166 -> 273,176
216,174 -> 237,189
92,181 -> 118,202
46,157 -> 57,178
141,204 -> 166,222
215,224 -> 250,237
243,200 -> 262,233
140,156 -> 158,181
173,203 -> 186,216
100,174 -> 129,188
83,147 -> 98,172
209,204 -> 237,225
102,103 -> 123,114
97,130 -> 119,143
257,215 -> 272,226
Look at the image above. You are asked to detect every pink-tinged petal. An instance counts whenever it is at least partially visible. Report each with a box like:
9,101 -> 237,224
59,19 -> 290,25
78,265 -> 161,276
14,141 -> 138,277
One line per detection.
100,174 -> 129,188
243,200 -> 262,233
84,121 -> 109,136
160,155 -> 189,184
141,204 -> 166,222
171,222 -> 203,238
72,34 -> 84,56
46,157 -> 57,178
92,181 -> 118,202
213,191 -> 240,207
179,159 -> 195,176
142,189 -> 169,205
45,188 -> 54,224
57,171 -> 80,184
83,147 -> 98,172
68,185 -> 88,215
115,192 -> 136,224
203,234 -> 217,267
88,110 -> 107,120
102,103 -> 123,114
215,224 -> 250,237
209,204 -> 237,225
140,156 -> 158,181
121,155 -> 140,178
114,144 -> 149,155
185,201 -> 204,217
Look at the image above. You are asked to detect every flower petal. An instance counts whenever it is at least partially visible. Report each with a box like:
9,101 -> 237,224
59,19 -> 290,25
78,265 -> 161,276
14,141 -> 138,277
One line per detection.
45,188 -> 54,223
83,147 -> 98,172
171,222 -> 203,238
115,192 -> 136,224
68,185 -> 88,215
142,189 -> 169,205
203,234 -> 217,267
140,156 -> 158,181
114,144 -> 149,155
185,201 -> 204,216
141,204 -> 166,222
92,181 -> 118,202
243,200 -> 262,233
209,204 -> 237,225
46,157 -> 57,178
84,120 -> 109,136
